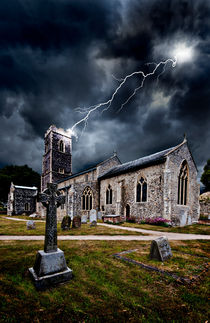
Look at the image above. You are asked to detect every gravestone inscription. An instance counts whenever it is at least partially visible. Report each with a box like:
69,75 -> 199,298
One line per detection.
29,183 -> 73,290
150,236 -> 172,262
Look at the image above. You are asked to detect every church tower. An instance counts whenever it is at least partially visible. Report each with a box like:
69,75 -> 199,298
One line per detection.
41,125 -> 72,191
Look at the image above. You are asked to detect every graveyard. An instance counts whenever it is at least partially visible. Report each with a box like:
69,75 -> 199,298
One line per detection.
0,239 -> 209,322
0,203 -> 209,322
0,184 -> 209,321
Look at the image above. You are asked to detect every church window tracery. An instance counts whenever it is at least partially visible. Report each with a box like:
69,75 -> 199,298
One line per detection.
25,202 -> 30,211
59,140 -> 65,152
178,160 -> 188,205
82,187 -> 93,210
106,185 -> 112,204
136,177 -> 147,202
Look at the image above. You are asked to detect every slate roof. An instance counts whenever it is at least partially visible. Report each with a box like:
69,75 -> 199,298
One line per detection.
57,166 -> 97,184
99,143 -> 183,180
58,154 -> 121,185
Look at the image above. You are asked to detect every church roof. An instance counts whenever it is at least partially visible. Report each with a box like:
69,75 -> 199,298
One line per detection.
99,142 -> 184,180
58,154 -> 121,185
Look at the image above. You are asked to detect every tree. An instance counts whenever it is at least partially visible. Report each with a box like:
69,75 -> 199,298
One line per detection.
0,165 -> 40,202
201,159 -> 210,192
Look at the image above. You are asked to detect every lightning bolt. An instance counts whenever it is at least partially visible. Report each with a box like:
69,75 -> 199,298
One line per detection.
70,57 -> 177,136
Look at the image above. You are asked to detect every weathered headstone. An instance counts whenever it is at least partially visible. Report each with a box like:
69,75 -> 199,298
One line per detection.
97,211 -> 102,220
61,215 -> 71,230
150,236 -> 172,262
72,216 -> 81,228
27,220 -> 36,230
90,209 -> 97,223
81,215 -> 87,224
90,220 -> 97,227
29,183 -> 73,290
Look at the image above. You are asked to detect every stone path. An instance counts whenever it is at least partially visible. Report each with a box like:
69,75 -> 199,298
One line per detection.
0,234 -> 209,241
3,217 -> 45,222
1,217 -> 209,241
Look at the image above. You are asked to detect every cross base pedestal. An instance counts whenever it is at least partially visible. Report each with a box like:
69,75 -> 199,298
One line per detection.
29,248 -> 73,290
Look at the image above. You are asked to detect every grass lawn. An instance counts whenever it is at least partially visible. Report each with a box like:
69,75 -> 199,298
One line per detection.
0,217 -> 145,236
120,222 -> 210,235
0,240 -> 209,322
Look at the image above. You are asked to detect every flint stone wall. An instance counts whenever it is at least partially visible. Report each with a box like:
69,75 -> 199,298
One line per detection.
200,200 -> 210,215
41,127 -> 72,191
57,169 -> 99,221
100,142 -> 199,226
100,163 -> 165,221
166,142 -> 200,226
13,188 -> 37,215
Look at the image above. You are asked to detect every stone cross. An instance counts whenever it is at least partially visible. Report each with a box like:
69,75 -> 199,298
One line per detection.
39,183 -> 65,253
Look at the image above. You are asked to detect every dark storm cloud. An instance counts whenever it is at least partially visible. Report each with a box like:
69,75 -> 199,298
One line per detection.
0,0 -> 209,182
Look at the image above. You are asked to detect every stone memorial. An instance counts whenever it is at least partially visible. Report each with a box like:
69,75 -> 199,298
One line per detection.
72,215 -> 81,228
90,209 -> 97,223
29,183 -> 73,290
97,211 -> 102,220
150,236 -> 172,262
61,215 -> 71,230
27,220 -> 36,230
81,215 -> 87,224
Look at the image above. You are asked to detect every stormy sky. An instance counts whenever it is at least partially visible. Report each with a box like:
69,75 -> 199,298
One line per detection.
0,0 -> 210,181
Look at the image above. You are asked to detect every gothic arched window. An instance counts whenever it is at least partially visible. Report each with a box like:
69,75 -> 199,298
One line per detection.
82,187 -> 93,210
25,202 -> 30,211
136,177 -> 147,202
106,185 -> 112,204
59,140 -> 64,152
178,160 -> 188,205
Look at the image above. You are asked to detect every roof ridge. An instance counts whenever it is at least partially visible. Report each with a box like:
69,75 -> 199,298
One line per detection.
165,139 -> 186,156
96,154 -> 121,166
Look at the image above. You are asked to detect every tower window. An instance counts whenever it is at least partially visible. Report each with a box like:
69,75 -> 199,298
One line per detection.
136,177 -> 147,202
106,185 -> 113,204
59,168 -> 64,174
59,140 -> 65,152
82,187 -> 93,210
25,203 -> 30,211
178,160 -> 188,205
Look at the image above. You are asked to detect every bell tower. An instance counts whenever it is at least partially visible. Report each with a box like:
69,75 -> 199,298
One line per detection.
41,125 -> 72,191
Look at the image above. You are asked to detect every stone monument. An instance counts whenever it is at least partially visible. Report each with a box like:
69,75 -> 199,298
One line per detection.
27,220 -> 36,230
97,211 -> 102,220
90,209 -> 97,223
61,215 -> 71,230
150,236 -> 172,262
72,215 -> 81,228
29,183 -> 73,290
81,215 -> 87,224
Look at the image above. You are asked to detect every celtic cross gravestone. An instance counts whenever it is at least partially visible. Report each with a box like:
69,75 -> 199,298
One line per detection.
29,183 -> 73,290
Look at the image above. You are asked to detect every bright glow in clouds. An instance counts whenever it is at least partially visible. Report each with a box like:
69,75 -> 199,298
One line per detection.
172,42 -> 194,63
67,41 -> 195,137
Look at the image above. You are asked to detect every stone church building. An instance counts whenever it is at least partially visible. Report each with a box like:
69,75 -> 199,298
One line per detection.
8,125 -> 200,226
